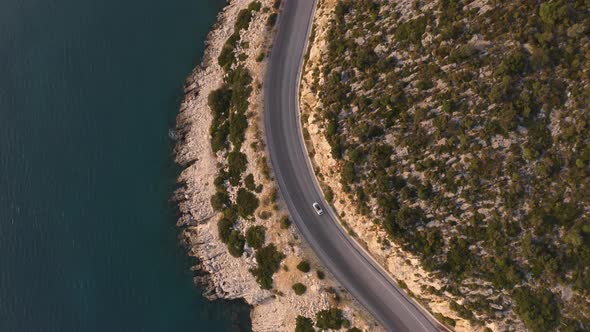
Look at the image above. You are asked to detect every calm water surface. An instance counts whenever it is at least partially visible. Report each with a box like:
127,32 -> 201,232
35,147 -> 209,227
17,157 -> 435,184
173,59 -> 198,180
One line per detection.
0,0 -> 251,330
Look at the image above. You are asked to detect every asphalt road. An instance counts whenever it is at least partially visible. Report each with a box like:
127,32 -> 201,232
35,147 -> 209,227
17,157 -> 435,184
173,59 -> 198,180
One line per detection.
263,1 -> 443,331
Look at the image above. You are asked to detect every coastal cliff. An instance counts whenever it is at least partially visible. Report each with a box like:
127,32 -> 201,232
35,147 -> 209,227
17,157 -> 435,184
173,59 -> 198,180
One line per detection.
173,1 -> 379,330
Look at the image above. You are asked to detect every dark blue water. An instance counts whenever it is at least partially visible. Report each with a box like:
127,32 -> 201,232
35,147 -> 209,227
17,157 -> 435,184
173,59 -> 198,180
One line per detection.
0,0 -> 251,331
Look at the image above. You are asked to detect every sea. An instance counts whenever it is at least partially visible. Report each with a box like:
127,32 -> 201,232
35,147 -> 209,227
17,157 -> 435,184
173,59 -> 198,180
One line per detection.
0,0 -> 251,330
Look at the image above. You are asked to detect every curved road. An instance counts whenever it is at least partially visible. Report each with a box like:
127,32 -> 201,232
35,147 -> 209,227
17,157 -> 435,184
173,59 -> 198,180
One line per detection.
264,1 -> 443,331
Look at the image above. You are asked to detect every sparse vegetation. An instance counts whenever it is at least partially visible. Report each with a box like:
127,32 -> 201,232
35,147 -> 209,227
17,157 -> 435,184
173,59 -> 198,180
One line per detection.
308,0 -> 590,328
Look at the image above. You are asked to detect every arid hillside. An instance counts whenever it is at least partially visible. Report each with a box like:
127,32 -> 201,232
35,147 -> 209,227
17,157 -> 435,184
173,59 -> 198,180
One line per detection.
302,0 -> 589,330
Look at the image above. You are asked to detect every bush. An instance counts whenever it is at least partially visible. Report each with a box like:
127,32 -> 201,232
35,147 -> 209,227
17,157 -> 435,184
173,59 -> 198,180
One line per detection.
295,316 -> 314,332
244,173 -> 256,191
324,186 -> 334,202
341,319 -> 350,329
297,260 -> 311,273
227,230 -> 245,257
208,87 -> 232,117
416,79 -> 433,91
395,16 -> 427,45
449,44 -> 478,63
315,308 -> 344,330
217,217 -> 234,243
267,13 -> 278,27
316,270 -> 325,279
235,8 -> 254,32
513,287 -> 560,332
280,215 -> 291,229
256,52 -> 265,62
218,41 -> 236,70
251,244 -> 285,289
496,49 -> 528,76
347,328 -> 362,332
246,225 -> 266,249
229,113 -> 248,148
227,151 -> 248,185
236,188 -> 259,218
211,191 -> 230,211
208,87 -> 232,152
292,283 -> 307,295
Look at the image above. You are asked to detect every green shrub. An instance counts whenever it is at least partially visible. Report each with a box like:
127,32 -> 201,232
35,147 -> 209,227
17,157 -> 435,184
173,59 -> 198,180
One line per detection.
244,173 -> 256,191
539,1 -> 568,26
227,230 -> 245,257
267,13 -> 278,27
236,188 -> 259,218
395,16 -> 427,45
211,191 -> 230,211
245,225 -> 266,249
208,87 -> 232,152
295,315 -> 314,332
315,308 -> 344,330
434,313 -> 456,327
210,121 -> 229,152
449,44 -> 478,63
316,270 -> 325,279
292,283 -> 307,295
227,151 -> 248,185
229,112 -> 248,148
324,186 -> 334,202
280,215 -> 291,229
208,86 -> 232,116
449,301 -> 473,320
513,287 -> 560,332
235,8 -> 254,32
297,260 -> 311,273
217,217 -> 234,243
251,244 -> 285,289
416,79 -> 433,91
496,49 -> 528,76
341,319 -> 350,329
218,42 -> 236,70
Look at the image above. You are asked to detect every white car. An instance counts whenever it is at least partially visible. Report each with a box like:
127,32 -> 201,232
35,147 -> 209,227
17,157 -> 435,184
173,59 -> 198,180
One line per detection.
312,202 -> 324,215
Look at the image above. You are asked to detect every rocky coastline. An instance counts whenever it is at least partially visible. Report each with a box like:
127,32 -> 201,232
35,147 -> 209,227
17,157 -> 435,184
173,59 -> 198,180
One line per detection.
172,1 -> 379,330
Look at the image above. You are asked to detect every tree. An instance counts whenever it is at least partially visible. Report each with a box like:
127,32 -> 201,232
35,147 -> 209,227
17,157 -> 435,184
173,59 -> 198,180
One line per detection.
217,217 -> 234,243
236,188 -> 259,218
295,316 -> 315,332
251,244 -> 285,289
227,151 -> 248,185
244,173 -> 256,191
226,230 -> 245,257
513,287 -> 560,332
297,260 -> 311,273
280,215 -> 291,229
292,283 -> 307,295
210,191 -> 230,211
245,225 -> 266,249
316,308 -> 344,330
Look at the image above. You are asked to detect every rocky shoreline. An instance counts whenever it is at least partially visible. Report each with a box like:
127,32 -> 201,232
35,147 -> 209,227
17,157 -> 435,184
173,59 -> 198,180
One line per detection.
172,1 -> 379,330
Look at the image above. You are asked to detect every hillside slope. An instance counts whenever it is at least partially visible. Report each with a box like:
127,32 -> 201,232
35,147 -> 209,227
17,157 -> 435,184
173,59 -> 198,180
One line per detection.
301,0 -> 589,330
